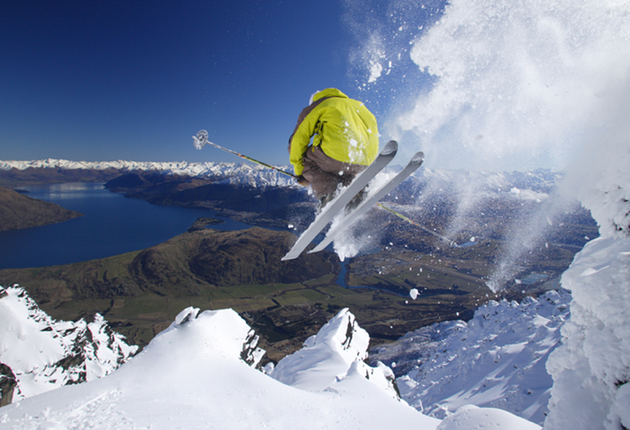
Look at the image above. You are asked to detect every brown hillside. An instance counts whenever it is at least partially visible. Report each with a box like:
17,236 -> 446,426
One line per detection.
0,227 -> 340,349
0,186 -> 83,231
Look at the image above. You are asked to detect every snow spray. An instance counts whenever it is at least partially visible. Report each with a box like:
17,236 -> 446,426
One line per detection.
344,0 -> 630,291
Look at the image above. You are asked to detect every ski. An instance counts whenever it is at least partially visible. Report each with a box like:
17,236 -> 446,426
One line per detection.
281,140 -> 398,261
308,151 -> 424,255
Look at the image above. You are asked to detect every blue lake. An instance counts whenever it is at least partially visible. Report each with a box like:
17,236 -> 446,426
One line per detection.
0,183 -> 258,269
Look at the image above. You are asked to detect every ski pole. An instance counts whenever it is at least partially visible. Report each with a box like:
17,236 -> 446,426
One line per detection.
193,130 -> 297,178
376,203 -> 457,247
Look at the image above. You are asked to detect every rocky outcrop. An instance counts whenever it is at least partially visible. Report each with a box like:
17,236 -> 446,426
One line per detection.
269,308 -> 400,400
169,306 -> 266,369
0,363 -> 17,407
0,286 -> 138,405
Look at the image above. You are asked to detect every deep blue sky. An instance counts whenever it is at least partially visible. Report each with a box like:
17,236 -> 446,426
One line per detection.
1,0 -> 391,165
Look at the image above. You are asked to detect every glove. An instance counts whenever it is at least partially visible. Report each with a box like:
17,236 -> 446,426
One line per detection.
296,175 -> 310,187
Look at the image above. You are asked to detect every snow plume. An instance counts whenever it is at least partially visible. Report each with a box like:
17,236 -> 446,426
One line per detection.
561,75 -> 630,240
342,0 -> 446,104
485,190 -> 577,292
346,0 -> 630,172
345,0 -> 630,290
331,171 -> 396,260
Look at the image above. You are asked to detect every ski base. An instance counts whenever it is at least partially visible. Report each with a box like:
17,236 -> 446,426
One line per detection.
309,151 -> 424,255
281,140 -> 398,261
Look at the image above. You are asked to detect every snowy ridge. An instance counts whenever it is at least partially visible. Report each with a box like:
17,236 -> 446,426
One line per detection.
0,306 -> 442,430
0,300 -> 541,429
0,286 -> 137,405
0,159 -> 297,188
371,290 -> 570,425
0,159 -> 560,196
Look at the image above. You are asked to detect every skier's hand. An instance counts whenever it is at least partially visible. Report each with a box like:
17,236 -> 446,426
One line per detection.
296,175 -> 309,187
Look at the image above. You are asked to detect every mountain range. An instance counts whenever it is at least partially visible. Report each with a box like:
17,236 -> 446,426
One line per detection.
0,158 -> 559,193
0,159 -> 296,189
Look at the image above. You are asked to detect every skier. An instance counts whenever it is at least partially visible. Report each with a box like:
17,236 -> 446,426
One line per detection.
288,88 -> 379,211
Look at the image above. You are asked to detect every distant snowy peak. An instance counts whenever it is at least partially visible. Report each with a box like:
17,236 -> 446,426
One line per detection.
0,285 -> 138,405
0,158 -> 297,188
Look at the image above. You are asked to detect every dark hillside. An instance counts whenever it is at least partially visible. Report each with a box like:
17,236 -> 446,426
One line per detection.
0,186 -> 83,231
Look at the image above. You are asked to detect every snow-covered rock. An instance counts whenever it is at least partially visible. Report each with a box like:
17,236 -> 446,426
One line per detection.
544,237 -> 630,430
270,308 -> 399,399
372,290 -> 569,425
0,285 -> 137,405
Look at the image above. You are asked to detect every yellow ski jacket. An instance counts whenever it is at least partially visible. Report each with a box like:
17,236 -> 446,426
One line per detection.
288,88 -> 379,176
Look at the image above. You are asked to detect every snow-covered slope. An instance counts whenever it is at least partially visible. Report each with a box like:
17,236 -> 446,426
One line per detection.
0,286 -> 137,405
371,290 -> 569,425
0,302 -> 541,429
0,306 -> 440,430
541,91 -> 630,430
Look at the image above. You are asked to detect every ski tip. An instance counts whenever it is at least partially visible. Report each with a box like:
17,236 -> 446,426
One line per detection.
411,151 -> 425,163
281,254 -> 297,261
306,247 -> 324,255
382,140 -> 398,155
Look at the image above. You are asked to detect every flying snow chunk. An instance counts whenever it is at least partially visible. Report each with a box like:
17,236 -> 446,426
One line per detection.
410,289 -> 419,300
